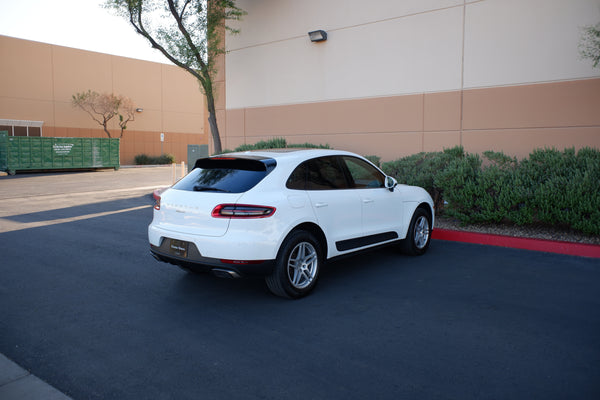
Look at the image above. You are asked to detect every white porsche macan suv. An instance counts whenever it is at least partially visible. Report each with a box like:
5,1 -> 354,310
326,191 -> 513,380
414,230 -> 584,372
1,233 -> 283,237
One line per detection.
149,149 -> 434,298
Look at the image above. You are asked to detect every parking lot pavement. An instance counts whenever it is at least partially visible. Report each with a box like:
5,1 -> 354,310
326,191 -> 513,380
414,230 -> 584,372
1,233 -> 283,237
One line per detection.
0,165 -> 175,200
1,166 -> 599,399
0,166 -> 174,234
1,166 -> 174,399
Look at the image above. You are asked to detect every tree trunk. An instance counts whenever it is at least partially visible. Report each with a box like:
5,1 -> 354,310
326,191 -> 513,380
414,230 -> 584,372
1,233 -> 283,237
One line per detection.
206,98 -> 222,154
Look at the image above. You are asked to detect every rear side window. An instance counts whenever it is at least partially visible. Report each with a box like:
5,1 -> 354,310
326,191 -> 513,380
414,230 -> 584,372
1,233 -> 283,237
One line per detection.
287,156 -> 351,190
173,157 -> 276,193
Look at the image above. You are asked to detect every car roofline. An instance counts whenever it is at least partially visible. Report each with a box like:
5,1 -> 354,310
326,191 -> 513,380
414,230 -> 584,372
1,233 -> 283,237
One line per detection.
219,148 -> 359,160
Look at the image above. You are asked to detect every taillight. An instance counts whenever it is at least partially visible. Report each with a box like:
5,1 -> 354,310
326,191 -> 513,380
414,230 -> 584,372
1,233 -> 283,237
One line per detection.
211,204 -> 276,218
153,190 -> 161,210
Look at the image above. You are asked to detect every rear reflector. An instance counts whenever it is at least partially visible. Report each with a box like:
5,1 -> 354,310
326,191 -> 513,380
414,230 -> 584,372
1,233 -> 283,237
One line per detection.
211,204 -> 276,219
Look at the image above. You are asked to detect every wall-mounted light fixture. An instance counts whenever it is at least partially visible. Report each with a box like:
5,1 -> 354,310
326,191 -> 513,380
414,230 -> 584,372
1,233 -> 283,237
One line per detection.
135,108 -> 144,113
308,30 -> 327,42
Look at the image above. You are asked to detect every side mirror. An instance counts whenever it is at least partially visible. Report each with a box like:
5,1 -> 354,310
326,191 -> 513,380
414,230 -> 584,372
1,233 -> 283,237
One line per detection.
385,176 -> 397,192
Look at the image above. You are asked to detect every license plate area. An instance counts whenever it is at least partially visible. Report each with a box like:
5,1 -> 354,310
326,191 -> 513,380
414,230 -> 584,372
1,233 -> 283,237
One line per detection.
168,239 -> 189,258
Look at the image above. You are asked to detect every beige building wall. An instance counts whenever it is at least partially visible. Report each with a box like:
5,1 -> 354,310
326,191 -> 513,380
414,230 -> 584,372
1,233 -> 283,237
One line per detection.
223,0 -> 600,160
0,35 -> 207,165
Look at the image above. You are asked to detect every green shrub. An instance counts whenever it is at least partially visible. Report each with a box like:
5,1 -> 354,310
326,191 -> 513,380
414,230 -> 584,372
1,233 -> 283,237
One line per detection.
134,154 -> 150,165
234,138 -> 288,151
156,154 -> 176,164
134,153 -> 175,165
287,142 -> 331,149
383,146 -> 600,235
382,146 -> 467,210
520,147 -> 600,234
433,153 -> 481,221
220,138 -> 330,154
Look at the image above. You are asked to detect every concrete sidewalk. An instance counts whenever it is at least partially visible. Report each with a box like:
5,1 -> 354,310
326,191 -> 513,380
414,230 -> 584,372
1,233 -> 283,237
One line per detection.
0,354 -> 71,400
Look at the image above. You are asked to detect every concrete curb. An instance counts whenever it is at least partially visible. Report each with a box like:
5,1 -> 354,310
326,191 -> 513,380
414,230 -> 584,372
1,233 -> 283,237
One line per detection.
432,228 -> 600,258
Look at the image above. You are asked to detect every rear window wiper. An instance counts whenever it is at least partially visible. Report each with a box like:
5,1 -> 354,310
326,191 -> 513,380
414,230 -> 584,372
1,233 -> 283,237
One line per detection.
193,185 -> 231,193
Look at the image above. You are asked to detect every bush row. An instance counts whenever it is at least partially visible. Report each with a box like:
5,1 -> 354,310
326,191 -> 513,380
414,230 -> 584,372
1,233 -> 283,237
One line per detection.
382,146 -> 600,236
134,153 -> 175,165
221,137 -> 330,153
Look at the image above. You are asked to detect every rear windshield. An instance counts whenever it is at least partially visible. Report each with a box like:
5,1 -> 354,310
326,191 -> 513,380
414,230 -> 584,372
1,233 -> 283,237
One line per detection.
172,157 -> 276,193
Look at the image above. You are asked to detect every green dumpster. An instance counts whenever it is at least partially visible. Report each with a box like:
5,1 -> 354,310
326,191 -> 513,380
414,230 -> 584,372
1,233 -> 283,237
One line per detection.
0,132 -> 120,175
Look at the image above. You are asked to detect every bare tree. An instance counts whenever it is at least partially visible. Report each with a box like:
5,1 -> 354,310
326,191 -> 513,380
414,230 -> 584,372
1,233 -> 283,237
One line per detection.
72,90 -> 136,138
104,0 -> 245,154
117,96 -> 137,137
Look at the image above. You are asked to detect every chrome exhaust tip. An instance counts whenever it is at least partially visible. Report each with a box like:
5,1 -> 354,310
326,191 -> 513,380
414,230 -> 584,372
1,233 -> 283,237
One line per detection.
212,268 -> 241,279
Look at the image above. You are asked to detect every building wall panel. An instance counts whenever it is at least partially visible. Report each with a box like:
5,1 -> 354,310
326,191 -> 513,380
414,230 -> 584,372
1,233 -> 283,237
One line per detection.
424,131 -> 462,153
463,79 -> 600,130
0,97 -> 55,125
423,91 -> 462,132
52,46 -> 113,101
241,94 -> 424,138
464,0 -> 600,88
229,0 -> 463,50
1,35 -> 207,164
0,36 -> 54,101
112,56 -> 163,111
223,0 -> 600,160
224,77 -> 600,161
227,3 -> 463,108
161,66 -> 205,115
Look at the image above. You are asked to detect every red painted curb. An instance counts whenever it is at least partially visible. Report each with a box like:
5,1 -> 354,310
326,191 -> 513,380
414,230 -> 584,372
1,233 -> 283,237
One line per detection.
432,229 -> 600,258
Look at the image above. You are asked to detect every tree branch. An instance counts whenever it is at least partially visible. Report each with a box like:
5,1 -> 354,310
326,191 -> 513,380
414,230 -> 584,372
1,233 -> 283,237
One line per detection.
129,2 -> 205,83
166,0 -> 208,73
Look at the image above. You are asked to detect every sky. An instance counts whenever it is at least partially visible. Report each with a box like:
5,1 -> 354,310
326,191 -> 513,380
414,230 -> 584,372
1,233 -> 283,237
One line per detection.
0,0 -> 170,64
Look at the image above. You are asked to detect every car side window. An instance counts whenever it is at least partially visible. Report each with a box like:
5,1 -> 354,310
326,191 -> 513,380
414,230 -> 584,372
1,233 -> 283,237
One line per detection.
342,156 -> 385,189
287,156 -> 351,190
286,163 -> 306,190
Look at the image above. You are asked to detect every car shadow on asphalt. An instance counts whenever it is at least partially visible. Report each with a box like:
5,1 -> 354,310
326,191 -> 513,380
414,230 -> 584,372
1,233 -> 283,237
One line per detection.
2,194 -> 154,223
164,243 -> 432,301
171,268 -> 272,301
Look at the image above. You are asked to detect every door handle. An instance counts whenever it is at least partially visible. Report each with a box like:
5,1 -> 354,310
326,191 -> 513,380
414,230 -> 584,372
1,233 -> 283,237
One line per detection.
362,198 -> 374,204
315,202 -> 328,208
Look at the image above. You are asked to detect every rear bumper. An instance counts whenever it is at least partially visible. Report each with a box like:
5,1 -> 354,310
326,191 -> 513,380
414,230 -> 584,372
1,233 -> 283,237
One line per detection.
150,241 -> 275,277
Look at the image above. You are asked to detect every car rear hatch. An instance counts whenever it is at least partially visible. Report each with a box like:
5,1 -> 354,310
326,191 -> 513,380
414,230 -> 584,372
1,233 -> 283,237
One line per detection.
154,155 -> 276,237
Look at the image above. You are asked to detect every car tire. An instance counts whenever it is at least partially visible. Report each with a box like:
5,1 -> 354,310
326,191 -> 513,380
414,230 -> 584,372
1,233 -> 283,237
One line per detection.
265,230 -> 322,299
400,208 -> 431,256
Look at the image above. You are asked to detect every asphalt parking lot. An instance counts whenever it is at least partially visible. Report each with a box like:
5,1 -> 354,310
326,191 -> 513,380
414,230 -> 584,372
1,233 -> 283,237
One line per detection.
1,167 -> 599,399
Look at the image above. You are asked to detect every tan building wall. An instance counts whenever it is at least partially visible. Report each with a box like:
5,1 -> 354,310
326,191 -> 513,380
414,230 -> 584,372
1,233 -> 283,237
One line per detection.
223,0 -> 600,160
0,35 -> 207,165
224,78 -> 600,160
